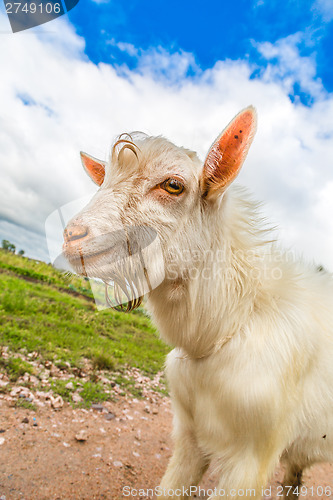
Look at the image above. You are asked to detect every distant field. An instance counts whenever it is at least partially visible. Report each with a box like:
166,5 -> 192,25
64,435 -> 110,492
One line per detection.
0,249 -> 169,404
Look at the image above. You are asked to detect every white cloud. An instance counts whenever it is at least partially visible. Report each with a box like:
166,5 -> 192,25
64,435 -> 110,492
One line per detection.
90,0 -> 111,5
111,40 -> 139,57
107,41 -> 200,83
1,15 -> 333,270
254,33 -> 324,100
313,0 -> 333,21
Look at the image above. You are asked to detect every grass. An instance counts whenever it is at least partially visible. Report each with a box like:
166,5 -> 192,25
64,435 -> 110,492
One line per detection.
50,379 -> 79,401
0,356 -> 35,381
79,381 -> 110,405
49,379 -> 109,406
90,352 -> 116,370
0,249 -> 170,403
113,373 -> 144,398
15,399 -> 37,411
0,249 -> 93,294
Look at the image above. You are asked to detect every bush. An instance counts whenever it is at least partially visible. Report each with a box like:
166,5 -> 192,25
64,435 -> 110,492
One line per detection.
2,239 -> 16,253
90,352 -> 115,370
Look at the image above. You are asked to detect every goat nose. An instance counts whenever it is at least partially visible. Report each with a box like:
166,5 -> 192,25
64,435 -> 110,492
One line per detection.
64,224 -> 89,243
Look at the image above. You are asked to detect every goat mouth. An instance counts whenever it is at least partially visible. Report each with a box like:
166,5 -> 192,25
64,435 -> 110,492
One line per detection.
62,226 -> 158,268
59,226 -> 161,313
62,237 -> 127,269
63,247 -> 116,264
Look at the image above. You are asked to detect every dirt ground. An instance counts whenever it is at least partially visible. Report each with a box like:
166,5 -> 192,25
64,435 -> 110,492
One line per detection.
0,395 -> 333,500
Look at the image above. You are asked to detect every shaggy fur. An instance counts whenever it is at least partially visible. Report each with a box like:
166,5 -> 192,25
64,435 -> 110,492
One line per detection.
63,108 -> 333,499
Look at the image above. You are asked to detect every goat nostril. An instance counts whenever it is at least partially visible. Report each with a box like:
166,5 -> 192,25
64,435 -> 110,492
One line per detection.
65,225 -> 89,243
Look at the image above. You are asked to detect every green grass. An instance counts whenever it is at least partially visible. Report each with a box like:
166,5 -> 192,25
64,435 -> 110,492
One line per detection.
49,379 -> 112,407
90,351 -> 116,370
0,356 -> 34,381
0,249 -> 170,402
15,399 -> 37,411
79,381 -> 110,405
50,379 -> 79,401
113,373 -> 144,398
0,249 -> 94,297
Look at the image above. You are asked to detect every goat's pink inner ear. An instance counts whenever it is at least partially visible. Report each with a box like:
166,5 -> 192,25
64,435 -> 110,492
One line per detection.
201,106 -> 257,199
80,152 -> 105,186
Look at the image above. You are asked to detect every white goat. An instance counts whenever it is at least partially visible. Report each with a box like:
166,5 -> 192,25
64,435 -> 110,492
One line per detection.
63,107 -> 333,499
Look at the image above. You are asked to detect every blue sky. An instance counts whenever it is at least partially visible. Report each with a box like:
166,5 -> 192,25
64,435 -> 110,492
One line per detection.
68,0 -> 333,100
1,0 -> 333,268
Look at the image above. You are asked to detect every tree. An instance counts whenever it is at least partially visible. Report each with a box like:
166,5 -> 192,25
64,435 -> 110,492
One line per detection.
18,249 -> 25,256
1,239 -> 16,253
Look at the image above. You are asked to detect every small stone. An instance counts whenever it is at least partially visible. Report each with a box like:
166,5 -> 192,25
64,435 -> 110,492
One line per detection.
39,370 -> 50,380
0,429 -> 5,434
51,395 -> 64,409
152,408 -> 158,415
63,442 -> 70,447
35,390 -> 52,400
75,430 -> 88,442
113,461 -> 123,467
10,386 -> 26,397
29,375 -> 39,386
50,364 -> 59,377
144,406 -> 150,414
72,392 -> 83,403
104,412 -> 115,421
91,403 -> 104,412
99,376 -> 109,384
135,430 -> 141,441
0,437 -> 5,445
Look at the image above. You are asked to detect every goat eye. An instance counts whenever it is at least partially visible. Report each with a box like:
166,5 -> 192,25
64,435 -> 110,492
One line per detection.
161,178 -> 184,195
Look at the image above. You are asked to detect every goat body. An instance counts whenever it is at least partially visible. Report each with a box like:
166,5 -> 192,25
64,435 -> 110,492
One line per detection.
63,107 -> 333,499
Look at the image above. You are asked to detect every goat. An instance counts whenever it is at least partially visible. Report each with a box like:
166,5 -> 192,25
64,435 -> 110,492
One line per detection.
63,107 -> 333,499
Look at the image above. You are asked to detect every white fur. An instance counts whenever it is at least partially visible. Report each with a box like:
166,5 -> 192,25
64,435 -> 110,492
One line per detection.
150,186 -> 333,498
65,116 -> 333,500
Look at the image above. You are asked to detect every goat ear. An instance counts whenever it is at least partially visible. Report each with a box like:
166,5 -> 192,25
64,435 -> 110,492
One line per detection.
201,106 -> 257,200
80,152 -> 106,186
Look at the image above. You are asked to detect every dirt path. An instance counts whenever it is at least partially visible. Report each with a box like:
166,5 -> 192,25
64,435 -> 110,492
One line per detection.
0,396 -> 333,500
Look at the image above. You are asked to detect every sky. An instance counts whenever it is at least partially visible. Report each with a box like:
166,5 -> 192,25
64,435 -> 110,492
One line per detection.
1,0 -> 333,269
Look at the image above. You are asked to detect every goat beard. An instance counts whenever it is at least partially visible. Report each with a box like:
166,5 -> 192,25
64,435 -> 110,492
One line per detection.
64,248 -> 152,312
62,226 -> 163,312
96,252 -> 153,312
104,267 -> 145,313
